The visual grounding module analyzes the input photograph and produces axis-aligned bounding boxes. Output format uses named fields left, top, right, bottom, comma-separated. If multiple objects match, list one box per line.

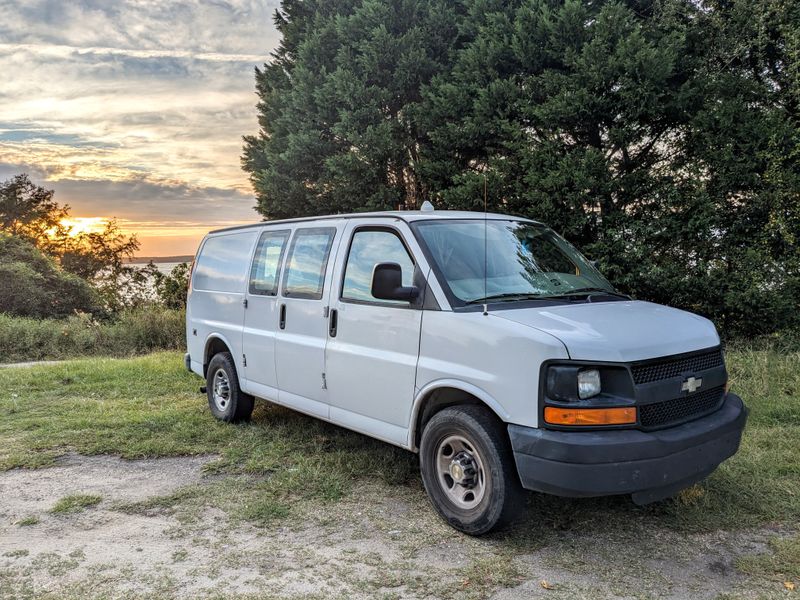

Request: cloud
left=0, top=0, right=282, bottom=253
left=0, top=42, right=267, bottom=63
left=0, top=1, right=282, bottom=54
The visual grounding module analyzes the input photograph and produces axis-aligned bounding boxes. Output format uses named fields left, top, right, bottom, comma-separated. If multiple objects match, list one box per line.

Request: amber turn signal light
left=544, top=406, right=637, bottom=426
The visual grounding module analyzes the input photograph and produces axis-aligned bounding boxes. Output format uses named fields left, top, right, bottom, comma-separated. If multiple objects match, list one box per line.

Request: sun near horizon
left=55, top=215, right=259, bottom=256
left=0, top=2, right=280, bottom=257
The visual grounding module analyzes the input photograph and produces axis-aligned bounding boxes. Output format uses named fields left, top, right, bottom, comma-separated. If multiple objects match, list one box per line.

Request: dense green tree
left=244, top=0, right=800, bottom=337
left=243, top=0, right=461, bottom=216
left=0, top=174, right=69, bottom=246
left=0, top=234, right=101, bottom=318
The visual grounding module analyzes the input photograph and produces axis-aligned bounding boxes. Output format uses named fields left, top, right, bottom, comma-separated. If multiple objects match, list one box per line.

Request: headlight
left=546, top=365, right=604, bottom=402
left=577, top=368, right=601, bottom=399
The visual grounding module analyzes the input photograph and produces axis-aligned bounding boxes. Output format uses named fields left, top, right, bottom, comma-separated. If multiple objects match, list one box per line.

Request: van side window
left=193, top=232, right=257, bottom=293
left=249, top=229, right=290, bottom=296
left=342, top=229, right=414, bottom=304
left=282, top=227, right=336, bottom=299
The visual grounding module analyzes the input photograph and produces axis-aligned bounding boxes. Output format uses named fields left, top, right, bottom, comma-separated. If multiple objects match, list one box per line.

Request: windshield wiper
left=465, top=292, right=545, bottom=304
left=545, top=287, right=632, bottom=300
left=466, top=288, right=631, bottom=305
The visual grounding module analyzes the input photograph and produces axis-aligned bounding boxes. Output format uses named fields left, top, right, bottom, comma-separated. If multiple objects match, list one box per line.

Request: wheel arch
left=409, top=380, right=511, bottom=452
left=203, top=334, right=235, bottom=377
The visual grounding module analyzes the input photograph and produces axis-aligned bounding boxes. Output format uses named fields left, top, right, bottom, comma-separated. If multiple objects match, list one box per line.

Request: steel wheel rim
left=435, top=434, right=486, bottom=509
left=212, top=368, right=231, bottom=412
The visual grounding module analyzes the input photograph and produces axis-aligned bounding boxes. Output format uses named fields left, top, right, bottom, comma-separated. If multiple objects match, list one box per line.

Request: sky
left=0, top=0, right=281, bottom=255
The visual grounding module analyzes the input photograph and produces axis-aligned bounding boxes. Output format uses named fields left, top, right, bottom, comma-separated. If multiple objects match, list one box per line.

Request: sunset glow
left=60, top=217, right=109, bottom=237
left=0, top=2, right=280, bottom=255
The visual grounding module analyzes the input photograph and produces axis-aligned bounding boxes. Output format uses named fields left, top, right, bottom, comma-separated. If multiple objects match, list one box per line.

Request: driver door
left=324, top=222, right=424, bottom=446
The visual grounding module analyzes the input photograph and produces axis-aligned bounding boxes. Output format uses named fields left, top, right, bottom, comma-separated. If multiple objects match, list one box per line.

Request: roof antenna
left=483, top=173, right=489, bottom=316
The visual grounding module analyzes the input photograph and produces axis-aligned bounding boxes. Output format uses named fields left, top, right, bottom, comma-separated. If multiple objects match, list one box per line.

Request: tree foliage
left=152, top=262, right=190, bottom=309
left=243, top=0, right=460, bottom=215
left=0, top=174, right=69, bottom=246
left=244, top=0, right=800, bottom=337
left=0, top=234, right=101, bottom=318
left=0, top=175, right=144, bottom=313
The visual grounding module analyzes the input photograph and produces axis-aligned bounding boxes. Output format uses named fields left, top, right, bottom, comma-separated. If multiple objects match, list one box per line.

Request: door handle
left=329, top=308, right=338, bottom=337
left=279, top=303, right=286, bottom=330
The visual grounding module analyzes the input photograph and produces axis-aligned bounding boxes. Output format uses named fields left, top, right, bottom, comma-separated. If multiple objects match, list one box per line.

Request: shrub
left=0, top=306, right=185, bottom=362
left=153, top=262, right=190, bottom=309
left=0, top=233, right=101, bottom=318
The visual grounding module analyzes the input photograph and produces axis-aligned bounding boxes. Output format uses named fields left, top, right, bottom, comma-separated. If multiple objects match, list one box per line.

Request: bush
left=0, top=306, right=185, bottom=362
left=0, top=233, right=101, bottom=318
left=153, top=262, right=190, bottom=309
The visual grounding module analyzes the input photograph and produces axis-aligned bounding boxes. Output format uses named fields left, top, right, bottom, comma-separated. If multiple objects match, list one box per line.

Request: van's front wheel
left=420, top=405, right=524, bottom=535
left=206, top=352, right=254, bottom=423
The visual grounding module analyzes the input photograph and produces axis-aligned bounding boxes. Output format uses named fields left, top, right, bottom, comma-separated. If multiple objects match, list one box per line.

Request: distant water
left=130, top=261, right=187, bottom=275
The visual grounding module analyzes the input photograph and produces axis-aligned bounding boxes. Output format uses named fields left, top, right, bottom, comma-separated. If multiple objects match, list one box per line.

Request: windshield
left=412, top=219, right=614, bottom=305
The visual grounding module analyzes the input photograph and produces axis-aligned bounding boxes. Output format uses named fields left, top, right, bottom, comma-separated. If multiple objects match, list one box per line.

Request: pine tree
left=243, top=0, right=461, bottom=218
left=243, top=0, right=800, bottom=337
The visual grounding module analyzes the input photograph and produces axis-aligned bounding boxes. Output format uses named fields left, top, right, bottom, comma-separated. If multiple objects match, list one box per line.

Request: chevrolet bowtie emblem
left=681, top=376, right=703, bottom=393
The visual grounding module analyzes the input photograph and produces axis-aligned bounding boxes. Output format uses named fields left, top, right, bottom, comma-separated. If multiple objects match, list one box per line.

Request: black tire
left=419, top=405, right=524, bottom=535
left=205, top=352, right=254, bottom=423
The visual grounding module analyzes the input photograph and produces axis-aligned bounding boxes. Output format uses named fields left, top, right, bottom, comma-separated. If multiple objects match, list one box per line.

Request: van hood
left=491, top=300, right=719, bottom=362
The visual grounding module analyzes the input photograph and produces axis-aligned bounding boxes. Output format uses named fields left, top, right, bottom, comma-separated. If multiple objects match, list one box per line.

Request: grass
left=0, top=346, right=800, bottom=598
left=16, top=516, right=39, bottom=526
left=50, top=494, right=103, bottom=514
left=0, top=346, right=797, bottom=540
left=737, top=534, right=800, bottom=586
left=0, top=307, right=185, bottom=363
left=0, top=352, right=417, bottom=527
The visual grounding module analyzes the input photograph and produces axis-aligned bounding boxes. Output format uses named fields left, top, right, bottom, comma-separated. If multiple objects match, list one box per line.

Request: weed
left=0, top=307, right=184, bottom=363
left=737, top=535, right=800, bottom=584
left=50, top=494, right=102, bottom=514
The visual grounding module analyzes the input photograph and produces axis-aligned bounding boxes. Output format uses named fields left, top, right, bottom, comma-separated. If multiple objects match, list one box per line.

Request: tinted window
left=282, top=228, right=336, bottom=299
left=194, top=232, right=257, bottom=293
left=249, top=229, right=289, bottom=295
left=342, top=229, right=415, bottom=304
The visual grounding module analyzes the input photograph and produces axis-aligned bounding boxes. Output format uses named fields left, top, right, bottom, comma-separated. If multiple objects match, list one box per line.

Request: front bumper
left=509, top=393, right=748, bottom=504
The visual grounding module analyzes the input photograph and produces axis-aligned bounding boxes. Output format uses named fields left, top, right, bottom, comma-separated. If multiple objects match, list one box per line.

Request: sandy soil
left=0, top=454, right=790, bottom=599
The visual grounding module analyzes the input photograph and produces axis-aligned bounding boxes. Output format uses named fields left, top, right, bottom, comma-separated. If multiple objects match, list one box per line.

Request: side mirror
left=371, top=262, right=419, bottom=302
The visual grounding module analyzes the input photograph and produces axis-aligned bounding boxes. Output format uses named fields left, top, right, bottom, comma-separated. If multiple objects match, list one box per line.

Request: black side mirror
left=371, top=262, right=419, bottom=301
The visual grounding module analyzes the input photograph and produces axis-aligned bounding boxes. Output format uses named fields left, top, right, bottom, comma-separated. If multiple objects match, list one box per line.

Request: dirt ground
left=0, top=453, right=791, bottom=599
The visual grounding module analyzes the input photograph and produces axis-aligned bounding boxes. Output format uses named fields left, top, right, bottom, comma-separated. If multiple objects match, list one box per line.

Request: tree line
left=242, top=0, right=799, bottom=338
left=0, top=174, right=188, bottom=319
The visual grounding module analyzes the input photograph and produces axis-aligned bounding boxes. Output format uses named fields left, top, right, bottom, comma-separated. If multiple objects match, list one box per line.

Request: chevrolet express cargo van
left=185, top=206, right=748, bottom=535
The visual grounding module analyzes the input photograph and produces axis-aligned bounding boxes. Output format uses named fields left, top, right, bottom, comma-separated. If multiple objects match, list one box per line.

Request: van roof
left=209, top=210, right=542, bottom=235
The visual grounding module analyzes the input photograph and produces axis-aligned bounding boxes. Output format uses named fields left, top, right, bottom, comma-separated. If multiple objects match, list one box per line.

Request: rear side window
left=249, top=229, right=290, bottom=296
left=193, top=232, right=257, bottom=293
left=342, top=229, right=414, bottom=304
left=282, top=227, right=336, bottom=299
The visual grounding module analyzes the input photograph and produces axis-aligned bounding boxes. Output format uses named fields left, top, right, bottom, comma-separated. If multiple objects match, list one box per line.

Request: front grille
left=639, top=385, right=726, bottom=428
left=631, top=348, right=723, bottom=385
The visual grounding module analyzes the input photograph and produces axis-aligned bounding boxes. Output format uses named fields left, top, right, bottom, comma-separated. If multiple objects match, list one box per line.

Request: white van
left=185, top=207, right=747, bottom=535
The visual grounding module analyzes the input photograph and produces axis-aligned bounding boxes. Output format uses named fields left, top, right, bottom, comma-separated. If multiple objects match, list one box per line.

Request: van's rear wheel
left=420, top=405, right=524, bottom=535
left=206, top=352, right=253, bottom=423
